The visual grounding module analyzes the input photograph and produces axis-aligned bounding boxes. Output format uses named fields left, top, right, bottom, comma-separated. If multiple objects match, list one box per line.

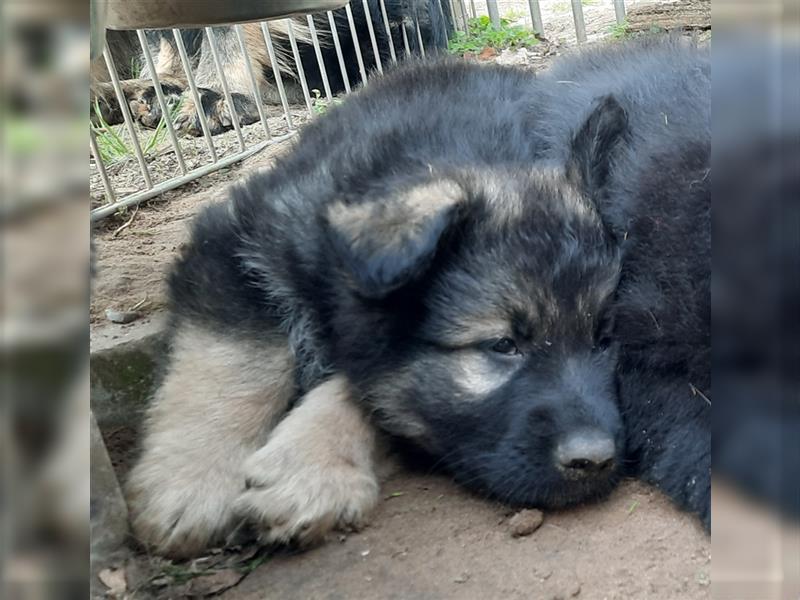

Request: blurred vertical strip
left=712, top=0, right=800, bottom=598
left=2, top=0, right=90, bottom=597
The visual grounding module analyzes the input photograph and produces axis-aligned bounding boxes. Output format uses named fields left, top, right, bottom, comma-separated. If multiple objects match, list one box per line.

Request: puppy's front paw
left=126, top=453, right=241, bottom=558
left=233, top=440, right=379, bottom=546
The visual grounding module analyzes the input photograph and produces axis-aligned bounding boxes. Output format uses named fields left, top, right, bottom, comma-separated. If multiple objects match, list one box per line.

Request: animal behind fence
left=91, top=0, right=452, bottom=136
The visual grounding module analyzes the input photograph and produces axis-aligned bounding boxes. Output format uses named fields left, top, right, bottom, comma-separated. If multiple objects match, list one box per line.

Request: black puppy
left=126, top=37, right=709, bottom=557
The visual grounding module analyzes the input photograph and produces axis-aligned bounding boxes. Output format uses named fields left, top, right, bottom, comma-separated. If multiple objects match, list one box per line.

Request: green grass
left=608, top=19, right=631, bottom=40
left=130, top=57, right=142, bottom=79
left=91, top=95, right=184, bottom=163
left=92, top=100, right=131, bottom=162
left=448, top=15, right=538, bottom=55
left=311, top=89, right=343, bottom=115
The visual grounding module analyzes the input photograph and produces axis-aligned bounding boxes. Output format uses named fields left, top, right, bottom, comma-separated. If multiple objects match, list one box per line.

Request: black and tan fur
left=127, top=38, right=710, bottom=557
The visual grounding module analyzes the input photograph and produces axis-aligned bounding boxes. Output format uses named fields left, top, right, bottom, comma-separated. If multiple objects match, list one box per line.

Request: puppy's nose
left=555, top=429, right=616, bottom=474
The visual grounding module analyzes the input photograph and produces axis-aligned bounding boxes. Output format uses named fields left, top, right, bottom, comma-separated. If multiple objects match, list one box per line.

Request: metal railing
left=89, top=0, right=627, bottom=221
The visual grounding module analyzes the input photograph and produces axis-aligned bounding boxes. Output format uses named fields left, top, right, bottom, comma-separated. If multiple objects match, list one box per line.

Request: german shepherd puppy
left=91, top=0, right=451, bottom=136
left=126, top=37, right=709, bottom=557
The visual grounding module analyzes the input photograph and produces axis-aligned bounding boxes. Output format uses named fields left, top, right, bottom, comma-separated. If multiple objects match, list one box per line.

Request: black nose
left=555, top=429, right=616, bottom=475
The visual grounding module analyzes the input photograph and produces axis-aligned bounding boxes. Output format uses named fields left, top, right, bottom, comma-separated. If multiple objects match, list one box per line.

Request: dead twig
left=112, top=204, right=140, bottom=238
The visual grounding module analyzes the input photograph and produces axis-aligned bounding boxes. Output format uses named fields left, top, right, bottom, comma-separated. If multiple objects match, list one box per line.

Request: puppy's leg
left=175, top=26, right=265, bottom=136
left=234, top=375, right=381, bottom=546
left=126, top=323, right=295, bottom=557
left=91, top=33, right=187, bottom=129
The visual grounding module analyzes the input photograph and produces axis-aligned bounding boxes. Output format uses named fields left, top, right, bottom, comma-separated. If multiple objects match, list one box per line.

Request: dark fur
left=167, top=38, right=710, bottom=524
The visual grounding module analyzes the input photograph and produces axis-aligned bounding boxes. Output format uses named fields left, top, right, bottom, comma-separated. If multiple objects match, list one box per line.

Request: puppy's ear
left=567, top=95, right=629, bottom=195
left=325, top=180, right=463, bottom=299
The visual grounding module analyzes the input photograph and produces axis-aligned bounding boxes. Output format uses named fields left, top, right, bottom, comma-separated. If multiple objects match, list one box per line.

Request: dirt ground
left=102, top=475, right=709, bottom=599
left=220, top=476, right=709, bottom=600
left=91, top=2, right=711, bottom=598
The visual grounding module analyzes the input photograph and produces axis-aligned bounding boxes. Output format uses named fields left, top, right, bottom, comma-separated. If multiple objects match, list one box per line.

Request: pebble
left=453, top=571, right=470, bottom=584
left=105, top=308, right=141, bottom=324
left=508, top=508, right=544, bottom=537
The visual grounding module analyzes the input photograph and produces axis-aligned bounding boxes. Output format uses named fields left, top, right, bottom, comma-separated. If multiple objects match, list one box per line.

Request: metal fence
left=89, top=0, right=627, bottom=221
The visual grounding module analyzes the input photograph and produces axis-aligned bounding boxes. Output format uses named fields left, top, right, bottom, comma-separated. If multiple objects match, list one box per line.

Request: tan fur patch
left=427, top=315, right=512, bottom=348
left=155, top=35, right=184, bottom=78
left=453, top=350, right=518, bottom=397
left=234, top=375, right=381, bottom=545
left=126, top=324, right=295, bottom=557
left=326, top=180, right=463, bottom=261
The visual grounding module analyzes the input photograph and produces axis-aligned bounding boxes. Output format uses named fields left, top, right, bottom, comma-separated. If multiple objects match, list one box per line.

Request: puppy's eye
left=594, top=337, right=612, bottom=352
left=491, top=337, right=520, bottom=355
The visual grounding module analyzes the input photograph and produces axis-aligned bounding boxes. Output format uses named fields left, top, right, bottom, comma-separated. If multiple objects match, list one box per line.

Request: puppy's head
left=324, top=96, right=628, bottom=508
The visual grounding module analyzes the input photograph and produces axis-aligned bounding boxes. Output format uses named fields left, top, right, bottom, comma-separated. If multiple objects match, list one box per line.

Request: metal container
left=104, top=0, right=349, bottom=30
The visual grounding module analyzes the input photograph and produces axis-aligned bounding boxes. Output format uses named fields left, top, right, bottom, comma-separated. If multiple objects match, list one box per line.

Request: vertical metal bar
left=102, top=47, right=153, bottom=188
left=486, top=0, right=501, bottom=29
left=528, top=0, right=544, bottom=36
left=89, top=128, right=116, bottom=204
left=614, top=0, right=626, bottom=24
left=173, top=29, right=218, bottom=162
left=260, top=22, right=295, bottom=130
left=458, top=0, right=471, bottom=31
left=234, top=25, right=272, bottom=140
left=327, top=12, right=351, bottom=92
left=435, top=0, right=448, bottom=37
left=443, top=0, right=457, bottom=35
left=306, top=15, right=334, bottom=102
left=378, top=0, right=397, bottom=63
left=362, top=0, right=383, bottom=74
left=205, top=26, right=246, bottom=150
left=570, top=0, right=587, bottom=43
left=285, top=20, right=315, bottom=116
left=400, top=19, right=412, bottom=57
left=136, top=30, right=186, bottom=175
left=345, top=3, right=369, bottom=84
left=469, top=0, right=477, bottom=19
left=136, top=30, right=187, bottom=175
left=414, top=16, right=426, bottom=57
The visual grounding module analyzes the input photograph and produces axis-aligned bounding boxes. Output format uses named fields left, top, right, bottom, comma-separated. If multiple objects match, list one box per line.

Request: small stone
left=570, top=582, right=582, bottom=596
left=105, top=308, right=141, bottom=324
left=508, top=508, right=544, bottom=537
left=360, top=550, right=370, bottom=557
left=453, top=571, right=470, bottom=583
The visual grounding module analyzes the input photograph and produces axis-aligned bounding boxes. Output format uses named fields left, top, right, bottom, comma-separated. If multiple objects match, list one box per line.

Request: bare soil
left=224, top=476, right=709, bottom=600
left=103, top=475, right=708, bottom=599
left=91, top=3, right=711, bottom=598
